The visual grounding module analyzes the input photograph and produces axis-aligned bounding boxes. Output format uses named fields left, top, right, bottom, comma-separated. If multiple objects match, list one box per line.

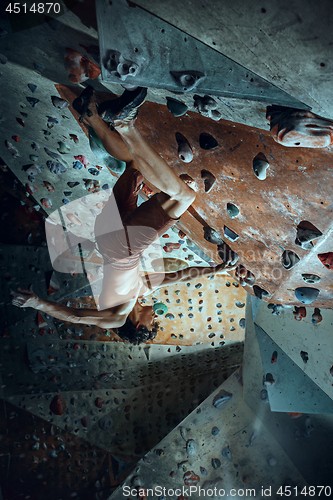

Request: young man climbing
left=12, top=87, right=236, bottom=344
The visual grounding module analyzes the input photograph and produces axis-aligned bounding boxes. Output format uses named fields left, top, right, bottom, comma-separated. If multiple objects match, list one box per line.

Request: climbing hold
left=50, top=395, right=66, bottom=415
left=103, top=49, right=139, bottom=80
left=26, top=96, right=40, bottom=107
left=179, top=173, right=198, bottom=191
left=44, top=147, right=62, bottom=160
left=153, top=302, right=168, bottom=315
left=43, top=181, right=55, bottom=192
left=27, top=83, right=37, bottom=93
left=166, top=97, right=188, bottom=117
left=66, top=213, right=81, bottom=225
left=253, top=285, right=270, bottom=299
left=16, top=117, right=25, bottom=127
left=25, top=183, right=36, bottom=195
left=201, top=169, right=216, bottom=192
left=194, top=94, right=218, bottom=112
left=23, top=163, right=41, bottom=177
left=63, top=191, right=72, bottom=197
left=265, top=373, right=275, bottom=385
left=165, top=313, right=175, bottom=320
left=29, top=154, right=38, bottom=162
left=300, top=351, right=309, bottom=363
left=217, top=242, right=239, bottom=266
left=295, top=287, right=319, bottom=304
left=211, top=426, right=220, bottom=436
left=88, top=167, right=100, bottom=176
left=253, top=153, right=269, bottom=180
left=267, top=303, right=284, bottom=315
left=221, top=446, right=232, bottom=461
left=40, top=198, right=52, bottom=209
left=211, top=458, right=221, bottom=469
left=65, top=47, right=101, bottom=83
left=293, top=306, right=306, bottom=321
left=62, top=198, right=70, bottom=205
left=239, top=318, right=246, bottom=329
left=74, top=155, right=89, bottom=167
left=0, top=53, right=8, bottom=64
left=271, top=351, right=278, bottom=364
left=295, top=221, right=322, bottom=249
left=210, top=109, right=222, bottom=121
left=51, top=96, right=69, bottom=109
left=199, top=132, right=218, bottom=150
left=204, top=226, right=224, bottom=245
left=302, top=274, right=321, bottom=284
left=186, top=439, right=198, bottom=457
left=170, top=70, right=205, bottom=91
left=47, top=160, right=67, bottom=174
left=224, top=226, right=239, bottom=242
left=175, top=132, right=193, bottom=163
left=83, top=179, right=100, bottom=192
left=317, top=252, right=333, bottom=270
left=227, top=202, right=240, bottom=219
left=235, top=301, right=245, bottom=308
left=183, top=471, right=200, bottom=486
left=312, top=307, right=322, bottom=324
left=69, top=134, right=79, bottom=143
left=67, top=181, right=79, bottom=188
left=5, top=140, right=19, bottom=157
left=164, top=242, right=181, bottom=251
left=57, top=141, right=70, bottom=154
left=212, top=390, right=232, bottom=408
left=73, top=160, right=84, bottom=170
left=282, top=250, right=300, bottom=269
left=12, top=135, right=20, bottom=143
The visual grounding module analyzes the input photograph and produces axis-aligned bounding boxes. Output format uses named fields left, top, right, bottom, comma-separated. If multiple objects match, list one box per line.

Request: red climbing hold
left=50, top=395, right=66, bottom=415
left=293, top=306, right=306, bottom=321
left=318, top=252, right=333, bottom=270
left=74, top=154, right=89, bottom=168
left=36, top=311, right=47, bottom=328
left=64, top=48, right=101, bottom=83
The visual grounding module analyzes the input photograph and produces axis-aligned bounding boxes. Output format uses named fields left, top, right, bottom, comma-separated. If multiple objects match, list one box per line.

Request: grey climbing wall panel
left=108, top=371, right=308, bottom=499
left=96, top=0, right=309, bottom=108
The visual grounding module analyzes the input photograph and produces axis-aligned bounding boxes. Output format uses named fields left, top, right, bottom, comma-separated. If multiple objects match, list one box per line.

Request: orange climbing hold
left=64, top=48, right=101, bottom=83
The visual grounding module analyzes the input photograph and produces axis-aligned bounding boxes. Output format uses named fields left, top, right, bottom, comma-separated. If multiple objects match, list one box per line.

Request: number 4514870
left=6, top=3, right=61, bottom=14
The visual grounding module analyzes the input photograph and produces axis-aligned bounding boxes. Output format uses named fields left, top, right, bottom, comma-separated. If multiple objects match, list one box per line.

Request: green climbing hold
left=153, top=302, right=168, bottom=315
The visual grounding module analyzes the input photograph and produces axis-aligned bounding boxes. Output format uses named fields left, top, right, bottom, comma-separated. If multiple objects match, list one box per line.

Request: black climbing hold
left=166, top=97, right=188, bottom=117
left=27, top=83, right=37, bottom=93
left=199, top=132, right=218, bottom=150
left=295, top=221, right=323, bottom=249
left=227, top=202, right=240, bottom=218
left=253, top=285, right=270, bottom=299
left=282, top=250, right=300, bottom=269
left=295, top=287, right=319, bottom=304
left=67, top=181, right=80, bottom=188
left=204, top=226, right=224, bottom=245
left=211, top=458, right=221, bottom=469
left=224, top=226, right=239, bottom=242
left=26, top=97, right=40, bottom=107
left=201, top=169, right=216, bottom=192
left=300, top=351, right=309, bottom=363
left=302, top=274, right=321, bottom=284
left=88, top=167, right=100, bottom=176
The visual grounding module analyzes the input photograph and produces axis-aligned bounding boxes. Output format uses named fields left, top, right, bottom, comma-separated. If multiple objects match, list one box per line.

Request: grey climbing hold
left=67, top=181, right=79, bottom=188
left=26, top=96, right=40, bottom=107
left=199, top=132, right=218, bottom=150
left=103, top=50, right=139, bottom=80
left=211, top=426, right=220, bottom=436
left=47, top=160, right=67, bottom=174
left=175, top=132, right=193, bottom=163
left=166, top=97, right=188, bottom=117
left=170, top=70, right=205, bottom=91
left=253, top=154, right=269, bottom=180
left=302, top=273, right=321, bottom=284
left=88, top=168, right=100, bottom=176
left=227, top=202, right=240, bottom=218
left=295, top=287, right=319, bottom=304
left=282, top=250, right=300, bottom=269
left=239, top=318, right=246, bottom=329
left=57, top=141, right=70, bottom=154
left=267, top=303, right=284, bottom=315
left=73, top=160, right=84, bottom=170
left=211, top=458, right=221, bottom=469
left=204, top=226, right=224, bottom=245
left=44, top=147, right=62, bottom=160
left=224, top=226, right=239, bottom=242
left=186, top=439, right=198, bottom=457
left=51, top=96, right=69, bottom=109
left=221, top=446, right=232, bottom=461
left=212, top=390, right=232, bottom=408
